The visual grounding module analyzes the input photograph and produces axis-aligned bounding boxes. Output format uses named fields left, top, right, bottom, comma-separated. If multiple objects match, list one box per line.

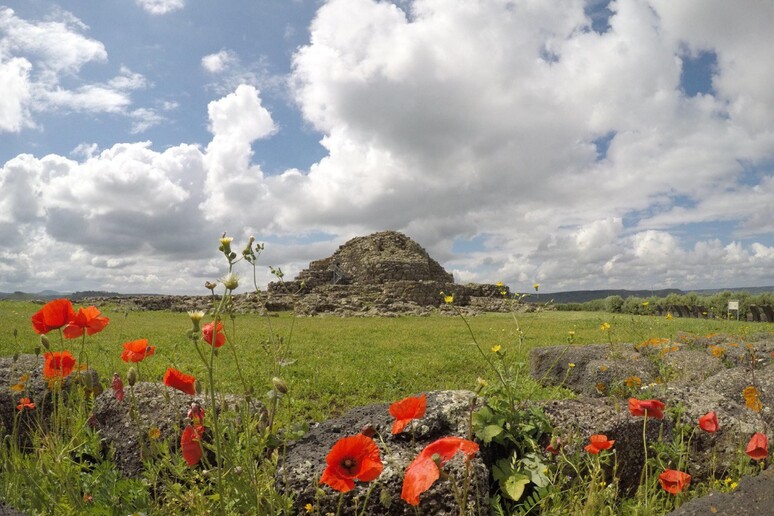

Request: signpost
left=728, top=300, right=739, bottom=321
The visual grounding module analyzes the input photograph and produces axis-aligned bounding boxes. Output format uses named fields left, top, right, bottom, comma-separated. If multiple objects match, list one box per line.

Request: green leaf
left=477, top=424, right=504, bottom=443
left=501, top=473, right=530, bottom=501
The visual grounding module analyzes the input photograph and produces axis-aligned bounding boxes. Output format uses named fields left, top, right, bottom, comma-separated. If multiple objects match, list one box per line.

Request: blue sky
left=1, top=0, right=773, bottom=294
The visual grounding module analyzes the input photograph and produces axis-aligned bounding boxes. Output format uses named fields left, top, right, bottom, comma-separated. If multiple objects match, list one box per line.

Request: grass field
left=2, top=299, right=773, bottom=514
left=4, top=300, right=769, bottom=422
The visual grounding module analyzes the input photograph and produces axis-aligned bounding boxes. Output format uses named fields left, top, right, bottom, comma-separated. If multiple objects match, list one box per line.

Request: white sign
left=728, top=300, right=739, bottom=310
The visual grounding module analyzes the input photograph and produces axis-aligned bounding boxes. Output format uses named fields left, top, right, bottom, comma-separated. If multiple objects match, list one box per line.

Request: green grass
left=2, top=300, right=773, bottom=514
left=4, top=300, right=770, bottom=421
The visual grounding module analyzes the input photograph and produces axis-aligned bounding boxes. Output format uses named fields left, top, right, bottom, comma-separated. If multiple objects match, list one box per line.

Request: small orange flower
left=659, top=469, right=691, bottom=494
left=163, top=367, right=197, bottom=395
left=745, top=432, right=769, bottom=461
left=401, top=437, right=479, bottom=506
left=743, top=386, right=763, bottom=413
left=585, top=434, right=615, bottom=454
left=180, top=424, right=205, bottom=466
left=624, top=376, right=642, bottom=388
left=320, top=434, right=383, bottom=492
left=628, top=398, right=665, bottom=419
left=698, top=411, right=718, bottom=433
left=63, top=306, right=110, bottom=339
left=120, top=339, right=156, bottom=363
left=43, top=351, right=76, bottom=379
left=709, top=345, right=725, bottom=358
left=202, top=321, right=226, bottom=348
left=389, top=393, right=427, bottom=434
left=31, top=299, right=76, bottom=335
left=16, top=397, right=36, bottom=411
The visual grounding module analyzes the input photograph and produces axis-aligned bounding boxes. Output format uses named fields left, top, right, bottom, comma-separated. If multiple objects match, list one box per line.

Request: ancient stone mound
left=270, top=231, right=452, bottom=292
left=267, top=231, right=510, bottom=316
left=290, top=230, right=453, bottom=288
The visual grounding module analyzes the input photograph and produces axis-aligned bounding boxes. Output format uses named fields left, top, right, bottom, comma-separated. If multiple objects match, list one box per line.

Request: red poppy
left=628, top=398, right=665, bottom=419
left=163, top=367, right=197, bottom=395
left=63, top=306, right=110, bottom=339
left=180, top=424, right=205, bottom=466
left=390, top=393, right=427, bottom=434
left=120, top=339, right=156, bottom=363
left=320, top=434, right=383, bottom=492
left=698, top=411, right=719, bottom=433
left=658, top=469, right=691, bottom=495
left=584, top=434, right=615, bottom=454
left=745, top=432, right=769, bottom=461
left=16, top=397, right=36, bottom=411
left=202, top=321, right=226, bottom=348
left=111, top=373, right=124, bottom=401
left=401, top=437, right=479, bottom=506
left=31, top=298, right=76, bottom=335
left=42, top=351, right=76, bottom=379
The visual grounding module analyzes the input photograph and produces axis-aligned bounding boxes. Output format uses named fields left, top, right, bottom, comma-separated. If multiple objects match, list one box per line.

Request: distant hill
left=0, top=290, right=148, bottom=301
left=522, top=286, right=774, bottom=304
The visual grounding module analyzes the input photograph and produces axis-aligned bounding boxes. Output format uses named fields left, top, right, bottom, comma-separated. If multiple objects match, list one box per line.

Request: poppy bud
left=194, top=379, right=202, bottom=395
left=33, top=346, right=40, bottom=357
left=40, top=335, right=50, bottom=350
left=360, top=424, right=376, bottom=438
left=12, top=353, right=18, bottom=362
left=272, top=377, right=288, bottom=394
left=13, top=329, right=18, bottom=338
left=127, top=367, right=137, bottom=387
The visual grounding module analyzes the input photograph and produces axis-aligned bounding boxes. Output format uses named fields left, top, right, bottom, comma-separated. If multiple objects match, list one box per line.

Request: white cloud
left=0, top=56, right=33, bottom=131
left=2, top=0, right=774, bottom=294
left=135, top=0, right=185, bottom=15
left=0, top=8, right=152, bottom=131
left=202, top=50, right=237, bottom=74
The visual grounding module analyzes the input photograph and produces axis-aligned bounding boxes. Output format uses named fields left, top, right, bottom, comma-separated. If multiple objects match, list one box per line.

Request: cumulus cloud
left=0, top=8, right=153, bottom=133
left=2, top=0, right=774, bottom=294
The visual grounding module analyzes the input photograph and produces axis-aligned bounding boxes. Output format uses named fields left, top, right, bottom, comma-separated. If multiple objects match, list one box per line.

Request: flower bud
left=12, top=329, right=18, bottom=338
left=204, top=281, right=217, bottom=291
left=127, top=367, right=137, bottom=387
left=40, top=335, right=50, bottom=350
left=33, top=346, right=40, bottom=357
left=360, top=424, right=376, bottom=438
left=188, top=310, right=205, bottom=332
left=194, top=379, right=202, bottom=395
left=221, top=273, right=239, bottom=290
left=272, top=377, right=288, bottom=395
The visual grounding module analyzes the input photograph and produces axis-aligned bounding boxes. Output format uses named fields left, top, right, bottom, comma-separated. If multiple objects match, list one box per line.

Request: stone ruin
left=267, top=230, right=512, bottom=316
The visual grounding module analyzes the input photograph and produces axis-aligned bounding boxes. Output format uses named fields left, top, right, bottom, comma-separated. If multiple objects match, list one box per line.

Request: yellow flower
left=568, top=330, right=575, bottom=336
left=533, top=283, right=540, bottom=291
left=723, top=477, right=732, bottom=485
left=568, top=363, right=576, bottom=368
left=599, top=365, right=608, bottom=372
left=491, top=344, right=502, bottom=353
left=304, top=503, right=314, bottom=513
left=496, top=281, right=504, bottom=287
left=743, top=386, right=763, bottom=412
left=730, top=482, right=738, bottom=490
left=709, top=345, right=725, bottom=358
left=642, top=301, right=649, bottom=307
left=600, top=322, right=611, bottom=331
left=444, top=294, right=454, bottom=304
left=148, top=427, right=161, bottom=440
left=666, top=312, right=673, bottom=320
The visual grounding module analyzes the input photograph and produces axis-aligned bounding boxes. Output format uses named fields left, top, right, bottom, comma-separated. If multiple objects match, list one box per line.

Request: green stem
left=642, top=414, right=649, bottom=507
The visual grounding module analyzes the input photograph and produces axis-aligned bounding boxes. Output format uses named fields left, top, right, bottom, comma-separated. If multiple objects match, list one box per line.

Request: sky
left=1, top=0, right=773, bottom=295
